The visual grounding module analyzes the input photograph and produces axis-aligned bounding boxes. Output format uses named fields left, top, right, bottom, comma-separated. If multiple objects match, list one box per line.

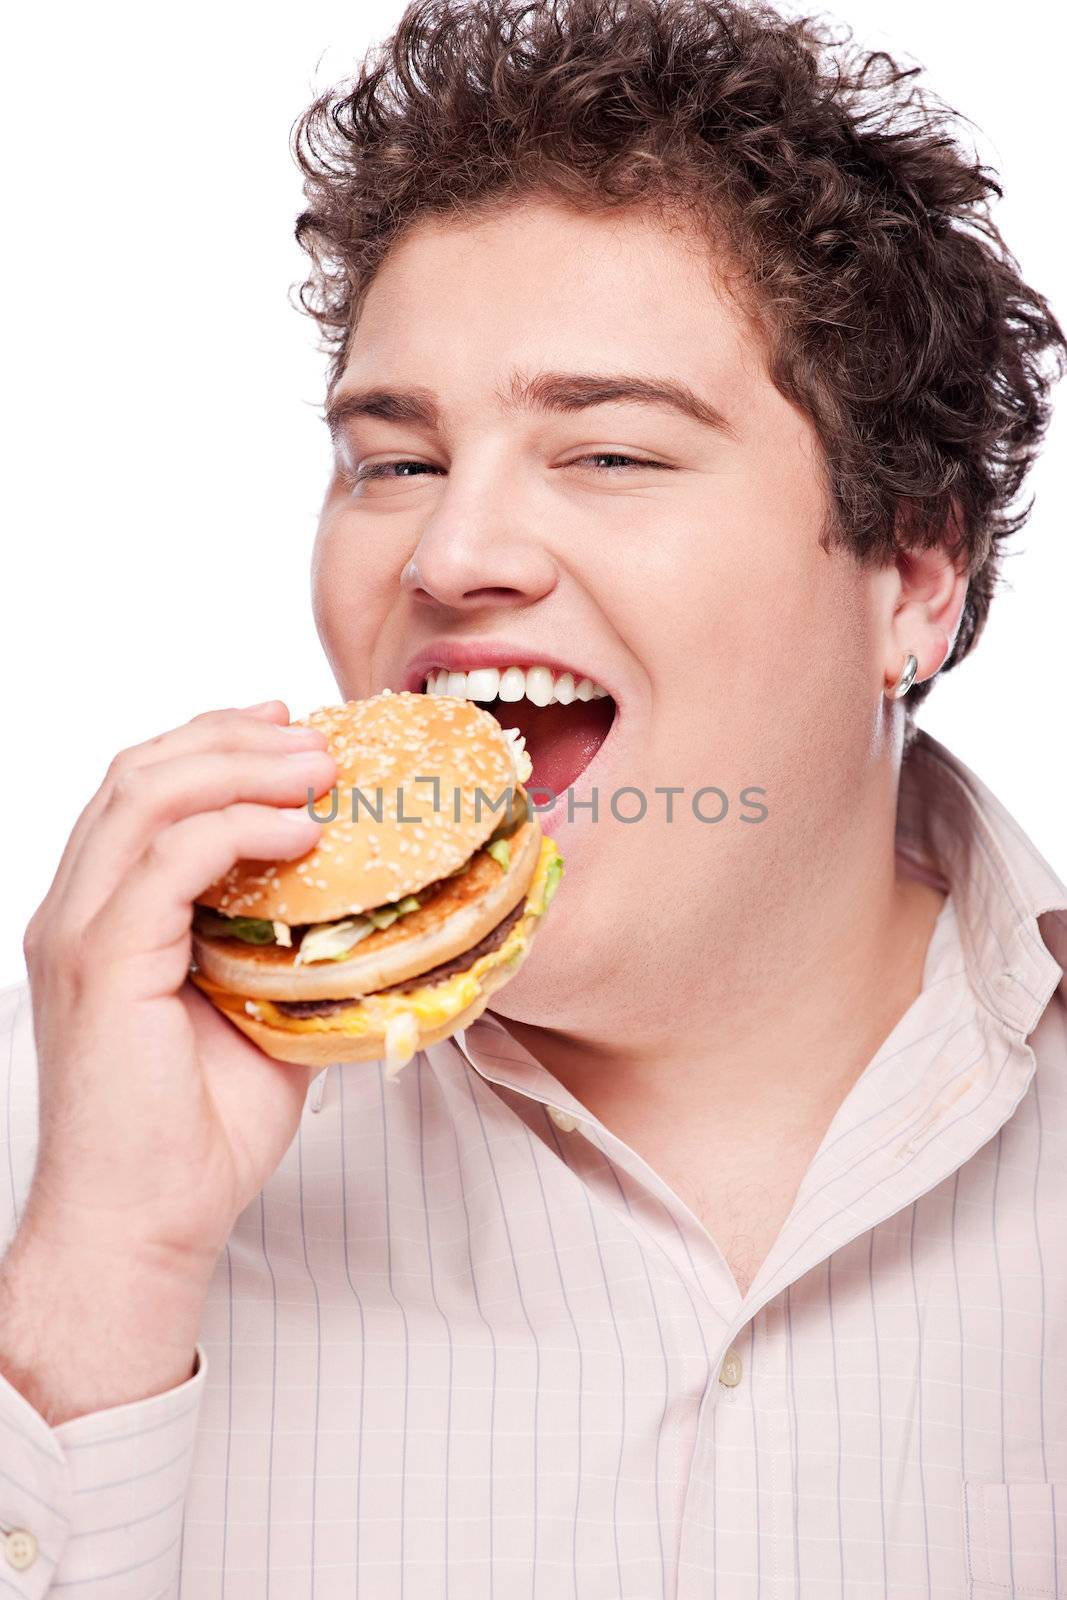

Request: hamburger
left=189, top=690, right=563, bottom=1074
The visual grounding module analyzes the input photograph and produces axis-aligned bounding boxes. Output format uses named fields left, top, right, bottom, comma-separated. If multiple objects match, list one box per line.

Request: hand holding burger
left=190, top=690, right=564, bottom=1074
left=4, top=691, right=560, bottom=1423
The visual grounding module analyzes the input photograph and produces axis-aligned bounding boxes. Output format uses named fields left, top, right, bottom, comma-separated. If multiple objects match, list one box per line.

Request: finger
left=40, top=706, right=328, bottom=909
left=84, top=803, right=328, bottom=990
left=60, top=747, right=337, bottom=931
left=241, top=700, right=291, bottom=719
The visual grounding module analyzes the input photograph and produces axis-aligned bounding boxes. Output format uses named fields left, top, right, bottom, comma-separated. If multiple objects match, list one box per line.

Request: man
left=1, top=0, right=1065, bottom=1594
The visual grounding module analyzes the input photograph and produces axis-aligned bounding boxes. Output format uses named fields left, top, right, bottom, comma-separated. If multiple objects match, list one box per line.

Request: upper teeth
left=424, top=665, right=609, bottom=704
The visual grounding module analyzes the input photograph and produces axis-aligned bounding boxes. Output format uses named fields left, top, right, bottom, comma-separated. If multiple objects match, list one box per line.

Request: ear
left=882, top=499, right=969, bottom=694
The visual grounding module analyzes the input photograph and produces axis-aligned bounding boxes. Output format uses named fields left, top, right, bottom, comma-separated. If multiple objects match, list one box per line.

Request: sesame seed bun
left=195, top=690, right=521, bottom=926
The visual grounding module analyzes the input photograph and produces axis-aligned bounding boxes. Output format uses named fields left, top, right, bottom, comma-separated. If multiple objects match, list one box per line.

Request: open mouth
left=415, top=665, right=618, bottom=800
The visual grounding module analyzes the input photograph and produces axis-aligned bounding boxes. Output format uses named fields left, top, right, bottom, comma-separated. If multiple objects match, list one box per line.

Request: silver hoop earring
left=886, top=652, right=919, bottom=700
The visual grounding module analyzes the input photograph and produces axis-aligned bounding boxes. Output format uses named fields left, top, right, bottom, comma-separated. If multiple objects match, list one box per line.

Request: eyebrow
left=324, top=368, right=739, bottom=441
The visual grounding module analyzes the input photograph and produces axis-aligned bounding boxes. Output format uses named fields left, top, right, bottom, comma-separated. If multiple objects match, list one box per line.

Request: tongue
left=495, top=697, right=615, bottom=800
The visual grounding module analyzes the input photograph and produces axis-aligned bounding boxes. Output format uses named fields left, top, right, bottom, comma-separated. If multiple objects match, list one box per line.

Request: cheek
left=614, top=508, right=816, bottom=686
left=627, top=507, right=871, bottom=762
left=310, top=511, right=400, bottom=687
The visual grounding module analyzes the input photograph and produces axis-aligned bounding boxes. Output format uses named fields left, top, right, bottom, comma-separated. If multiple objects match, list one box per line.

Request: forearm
left=0, top=1227, right=208, bottom=1426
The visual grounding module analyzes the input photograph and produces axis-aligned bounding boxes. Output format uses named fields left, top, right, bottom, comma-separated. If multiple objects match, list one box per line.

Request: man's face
left=312, top=197, right=887, bottom=1032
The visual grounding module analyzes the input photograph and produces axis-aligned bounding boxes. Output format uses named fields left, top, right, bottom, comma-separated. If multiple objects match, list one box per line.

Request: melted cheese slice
left=193, top=835, right=560, bottom=1041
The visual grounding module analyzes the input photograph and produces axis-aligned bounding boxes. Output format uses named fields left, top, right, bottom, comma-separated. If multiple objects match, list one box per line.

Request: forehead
left=341, top=197, right=766, bottom=400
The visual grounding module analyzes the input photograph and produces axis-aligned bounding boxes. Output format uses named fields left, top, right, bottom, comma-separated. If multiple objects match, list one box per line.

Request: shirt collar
left=455, top=727, right=1067, bottom=1101
left=896, top=727, right=1067, bottom=1040
left=452, top=1010, right=581, bottom=1120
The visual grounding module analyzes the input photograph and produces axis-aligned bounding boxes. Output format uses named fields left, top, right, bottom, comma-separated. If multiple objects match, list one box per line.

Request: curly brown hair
left=292, top=0, right=1065, bottom=716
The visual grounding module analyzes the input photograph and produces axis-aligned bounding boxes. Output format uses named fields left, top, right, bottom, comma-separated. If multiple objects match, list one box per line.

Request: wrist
left=17, top=1183, right=225, bottom=1288
left=0, top=1227, right=211, bottom=1425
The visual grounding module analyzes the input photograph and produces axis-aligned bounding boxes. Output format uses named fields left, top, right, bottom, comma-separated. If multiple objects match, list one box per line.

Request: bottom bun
left=201, top=922, right=538, bottom=1069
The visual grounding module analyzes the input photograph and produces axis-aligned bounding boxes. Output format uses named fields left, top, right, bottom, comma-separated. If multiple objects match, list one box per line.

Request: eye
left=346, top=460, right=444, bottom=484
left=569, top=453, right=670, bottom=472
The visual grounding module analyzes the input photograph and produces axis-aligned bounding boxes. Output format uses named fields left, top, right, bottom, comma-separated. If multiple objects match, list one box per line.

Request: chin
left=480, top=930, right=599, bottom=1033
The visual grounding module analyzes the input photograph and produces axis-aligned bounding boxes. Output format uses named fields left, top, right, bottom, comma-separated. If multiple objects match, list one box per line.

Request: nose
left=400, top=491, right=558, bottom=613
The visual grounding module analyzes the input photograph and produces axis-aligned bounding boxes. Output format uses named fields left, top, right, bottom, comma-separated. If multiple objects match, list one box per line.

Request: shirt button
left=547, top=1105, right=579, bottom=1132
left=3, top=1528, right=38, bottom=1571
left=718, top=1348, right=743, bottom=1388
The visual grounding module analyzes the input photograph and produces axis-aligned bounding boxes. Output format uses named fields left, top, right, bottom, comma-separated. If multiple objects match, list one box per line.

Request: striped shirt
left=1, top=724, right=1065, bottom=1599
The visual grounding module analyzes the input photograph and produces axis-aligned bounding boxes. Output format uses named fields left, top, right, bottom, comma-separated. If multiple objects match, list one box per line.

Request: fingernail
left=242, top=700, right=279, bottom=713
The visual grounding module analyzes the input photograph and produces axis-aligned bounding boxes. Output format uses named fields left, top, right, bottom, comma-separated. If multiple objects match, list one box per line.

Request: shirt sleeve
left=0, top=978, right=207, bottom=1598
left=0, top=1345, right=207, bottom=1599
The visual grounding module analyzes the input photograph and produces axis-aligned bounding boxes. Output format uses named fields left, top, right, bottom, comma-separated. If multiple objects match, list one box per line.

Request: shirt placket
left=676, top=1300, right=795, bottom=1600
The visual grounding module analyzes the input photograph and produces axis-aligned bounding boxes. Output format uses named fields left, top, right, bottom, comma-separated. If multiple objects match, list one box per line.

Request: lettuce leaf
left=194, top=910, right=277, bottom=944
left=296, top=917, right=376, bottom=964
left=366, top=893, right=421, bottom=930
left=541, top=852, right=564, bottom=910
left=297, top=893, right=424, bottom=963
left=486, top=838, right=511, bottom=872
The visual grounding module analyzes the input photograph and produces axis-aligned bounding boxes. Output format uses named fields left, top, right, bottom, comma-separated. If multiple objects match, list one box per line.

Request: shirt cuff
left=0, top=1342, right=206, bottom=1599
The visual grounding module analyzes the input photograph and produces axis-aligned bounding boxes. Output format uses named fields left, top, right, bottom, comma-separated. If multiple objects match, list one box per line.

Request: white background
left=1, top=1, right=1064, bottom=986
